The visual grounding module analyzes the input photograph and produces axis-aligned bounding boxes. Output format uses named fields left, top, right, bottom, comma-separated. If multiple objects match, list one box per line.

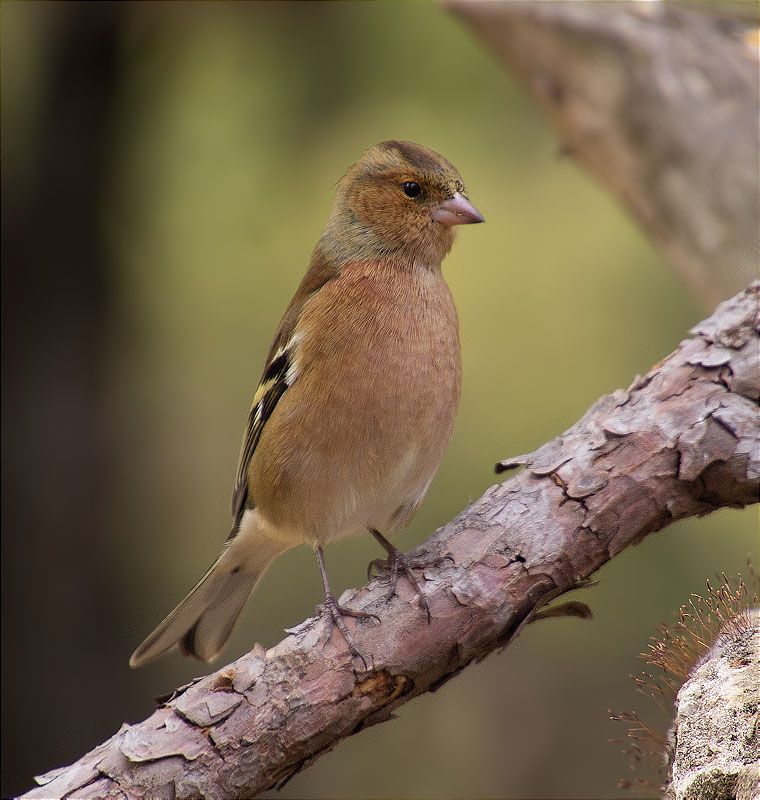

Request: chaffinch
left=130, top=140, right=483, bottom=668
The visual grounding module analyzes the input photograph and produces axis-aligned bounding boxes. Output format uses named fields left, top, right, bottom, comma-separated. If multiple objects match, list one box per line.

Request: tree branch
left=448, top=0, right=759, bottom=308
left=24, top=282, right=759, bottom=798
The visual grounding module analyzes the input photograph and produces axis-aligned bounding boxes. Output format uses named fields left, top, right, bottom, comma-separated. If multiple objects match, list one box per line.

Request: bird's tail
left=129, top=511, right=290, bottom=667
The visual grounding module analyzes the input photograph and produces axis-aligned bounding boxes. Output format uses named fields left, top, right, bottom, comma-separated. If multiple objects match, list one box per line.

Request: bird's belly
left=250, top=352, right=458, bottom=545
left=259, top=380, right=454, bottom=544
left=313, top=443, right=435, bottom=545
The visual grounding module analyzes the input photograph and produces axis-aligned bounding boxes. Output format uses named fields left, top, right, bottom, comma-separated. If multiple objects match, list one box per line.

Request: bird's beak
left=431, top=192, right=485, bottom=226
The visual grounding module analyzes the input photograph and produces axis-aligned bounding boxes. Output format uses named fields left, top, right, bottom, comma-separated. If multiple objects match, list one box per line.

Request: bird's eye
left=402, top=181, right=422, bottom=198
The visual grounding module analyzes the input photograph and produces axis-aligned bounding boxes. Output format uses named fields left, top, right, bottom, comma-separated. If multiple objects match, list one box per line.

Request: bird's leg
left=315, top=546, right=377, bottom=668
left=367, top=529, right=431, bottom=623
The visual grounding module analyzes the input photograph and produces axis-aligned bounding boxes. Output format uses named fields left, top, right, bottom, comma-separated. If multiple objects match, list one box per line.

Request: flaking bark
left=23, top=283, right=759, bottom=799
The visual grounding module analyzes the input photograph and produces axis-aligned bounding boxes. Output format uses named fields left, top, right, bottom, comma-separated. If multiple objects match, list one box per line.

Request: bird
left=129, top=140, right=484, bottom=668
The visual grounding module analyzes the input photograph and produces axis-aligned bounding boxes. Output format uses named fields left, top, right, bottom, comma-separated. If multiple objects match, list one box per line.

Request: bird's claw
left=368, top=547, right=431, bottom=623
left=320, top=594, right=378, bottom=669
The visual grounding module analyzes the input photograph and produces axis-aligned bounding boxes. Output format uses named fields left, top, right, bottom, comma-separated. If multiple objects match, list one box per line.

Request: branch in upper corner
left=22, top=283, right=759, bottom=799
left=448, top=0, right=759, bottom=308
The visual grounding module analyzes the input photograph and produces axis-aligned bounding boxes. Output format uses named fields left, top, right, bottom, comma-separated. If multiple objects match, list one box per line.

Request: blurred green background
left=2, top=3, right=756, bottom=798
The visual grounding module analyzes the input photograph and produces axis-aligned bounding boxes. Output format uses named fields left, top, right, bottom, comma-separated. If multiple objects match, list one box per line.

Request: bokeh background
left=2, top=3, right=756, bottom=798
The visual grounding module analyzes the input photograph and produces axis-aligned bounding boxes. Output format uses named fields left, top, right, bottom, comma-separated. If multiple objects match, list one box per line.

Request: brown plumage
left=130, top=140, right=483, bottom=668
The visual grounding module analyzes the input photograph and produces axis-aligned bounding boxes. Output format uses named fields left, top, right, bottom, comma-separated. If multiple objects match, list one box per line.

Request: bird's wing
left=230, top=340, right=296, bottom=525
left=230, top=255, right=339, bottom=526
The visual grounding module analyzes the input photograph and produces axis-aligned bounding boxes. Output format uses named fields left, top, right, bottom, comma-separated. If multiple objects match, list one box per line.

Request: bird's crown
left=350, top=140, right=466, bottom=198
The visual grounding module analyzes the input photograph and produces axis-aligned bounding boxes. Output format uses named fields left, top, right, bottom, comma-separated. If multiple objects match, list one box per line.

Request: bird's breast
left=301, top=261, right=461, bottom=443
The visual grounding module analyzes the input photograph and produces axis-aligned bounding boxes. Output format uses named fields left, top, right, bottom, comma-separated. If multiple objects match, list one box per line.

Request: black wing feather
left=230, top=344, right=294, bottom=527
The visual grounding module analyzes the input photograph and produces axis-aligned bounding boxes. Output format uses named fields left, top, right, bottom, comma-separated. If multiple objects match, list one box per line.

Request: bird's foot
left=320, top=593, right=378, bottom=670
left=367, top=536, right=431, bottom=623
left=314, top=545, right=377, bottom=668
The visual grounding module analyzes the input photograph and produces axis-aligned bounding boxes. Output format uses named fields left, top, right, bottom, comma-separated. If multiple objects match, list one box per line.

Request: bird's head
left=322, top=140, right=483, bottom=266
